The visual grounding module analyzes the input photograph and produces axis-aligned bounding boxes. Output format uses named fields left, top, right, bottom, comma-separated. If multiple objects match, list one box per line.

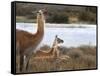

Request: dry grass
left=16, top=45, right=97, bottom=73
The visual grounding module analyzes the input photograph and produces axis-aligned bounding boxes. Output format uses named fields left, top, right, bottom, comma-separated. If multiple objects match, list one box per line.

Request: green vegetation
left=48, top=13, right=68, bottom=23
left=16, top=3, right=97, bottom=24
left=16, top=45, right=96, bottom=73
left=16, top=16, right=36, bottom=23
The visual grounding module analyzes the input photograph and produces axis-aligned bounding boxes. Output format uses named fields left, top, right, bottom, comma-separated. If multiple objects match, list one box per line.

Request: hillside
left=16, top=3, right=97, bottom=24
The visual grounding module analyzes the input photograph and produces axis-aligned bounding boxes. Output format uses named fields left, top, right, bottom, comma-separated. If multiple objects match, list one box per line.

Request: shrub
left=67, top=48, right=83, bottom=59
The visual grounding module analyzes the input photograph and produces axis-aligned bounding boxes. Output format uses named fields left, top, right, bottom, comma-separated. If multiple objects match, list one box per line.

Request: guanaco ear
left=39, top=10, right=42, bottom=13
left=56, top=35, right=58, bottom=38
left=61, top=39, right=64, bottom=43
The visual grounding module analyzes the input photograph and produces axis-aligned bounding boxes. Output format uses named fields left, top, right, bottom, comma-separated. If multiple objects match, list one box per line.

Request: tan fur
left=58, top=55, right=70, bottom=60
left=33, top=36, right=61, bottom=59
left=33, top=35, right=70, bottom=61
left=16, top=10, right=45, bottom=72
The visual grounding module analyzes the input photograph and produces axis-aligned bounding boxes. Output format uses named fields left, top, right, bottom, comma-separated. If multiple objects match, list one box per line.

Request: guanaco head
left=37, top=10, right=45, bottom=20
left=56, top=35, right=64, bottom=44
left=53, top=35, right=64, bottom=48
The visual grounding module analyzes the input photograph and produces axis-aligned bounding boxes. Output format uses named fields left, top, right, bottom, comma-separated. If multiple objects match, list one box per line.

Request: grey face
left=32, top=10, right=43, bottom=15
left=37, top=11, right=42, bottom=15
left=37, top=10, right=43, bottom=15
left=57, top=37, right=64, bottom=44
left=55, top=35, right=64, bottom=44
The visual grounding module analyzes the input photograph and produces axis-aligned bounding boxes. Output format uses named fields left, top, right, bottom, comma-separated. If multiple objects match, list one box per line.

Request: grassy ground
left=16, top=45, right=97, bottom=73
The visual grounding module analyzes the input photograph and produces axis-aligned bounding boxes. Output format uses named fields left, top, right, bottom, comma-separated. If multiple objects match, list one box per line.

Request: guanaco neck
left=49, top=37, right=58, bottom=55
left=49, top=47, right=55, bottom=54
left=36, top=13, right=45, bottom=35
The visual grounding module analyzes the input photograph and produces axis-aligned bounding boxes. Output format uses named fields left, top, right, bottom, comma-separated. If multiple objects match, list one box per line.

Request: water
left=16, top=23, right=96, bottom=47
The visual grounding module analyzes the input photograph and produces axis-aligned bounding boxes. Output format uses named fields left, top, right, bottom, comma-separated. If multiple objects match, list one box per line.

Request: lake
left=16, top=23, right=96, bottom=48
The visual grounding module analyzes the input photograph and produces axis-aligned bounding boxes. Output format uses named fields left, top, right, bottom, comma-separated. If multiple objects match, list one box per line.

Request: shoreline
left=16, top=23, right=96, bottom=28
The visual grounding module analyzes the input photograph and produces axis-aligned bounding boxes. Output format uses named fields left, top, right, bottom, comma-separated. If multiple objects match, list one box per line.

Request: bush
left=67, top=48, right=83, bottom=59
left=79, top=11, right=96, bottom=24
left=49, top=13, right=68, bottom=23
left=58, top=46, right=69, bottom=54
